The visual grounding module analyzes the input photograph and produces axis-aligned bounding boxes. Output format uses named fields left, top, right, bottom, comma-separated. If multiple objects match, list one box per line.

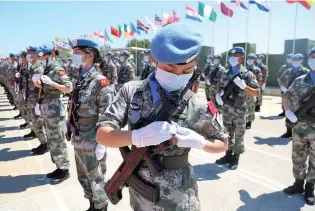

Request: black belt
left=155, top=154, right=189, bottom=169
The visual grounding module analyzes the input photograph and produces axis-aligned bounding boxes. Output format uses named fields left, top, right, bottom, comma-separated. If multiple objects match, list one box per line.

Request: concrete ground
left=0, top=88, right=313, bottom=211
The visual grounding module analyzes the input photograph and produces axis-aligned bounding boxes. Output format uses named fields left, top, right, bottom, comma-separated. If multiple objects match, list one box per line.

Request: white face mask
left=228, top=57, right=239, bottom=67
left=144, top=56, right=149, bottom=63
left=207, top=59, right=211, bottom=63
left=120, top=56, right=125, bottom=62
left=155, top=67, right=193, bottom=92
left=287, top=58, right=292, bottom=64
left=292, top=61, right=301, bottom=68
left=247, top=59, right=253, bottom=66
left=308, top=58, right=315, bottom=70
left=257, top=59, right=262, bottom=64
left=72, top=54, right=86, bottom=68
left=26, top=55, right=32, bottom=62
left=18, top=58, right=22, bottom=64
left=213, top=59, right=219, bottom=65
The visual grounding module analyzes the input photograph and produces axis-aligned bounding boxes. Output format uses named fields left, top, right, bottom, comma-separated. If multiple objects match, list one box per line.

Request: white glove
left=233, top=76, right=247, bottom=90
left=131, top=121, right=176, bottom=148
left=35, top=103, right=41, bottom=116
left=261, top=83, right=266, bottom=90
left=280, top=86, right=288, bottom=93
left=95, top=144, right=106, bottom=160
left=32, top=74, right=42, bottom=83
left=23, top=93, right=26, bottom=100
left=41, top=75, right=53, bottom=85
left=175, top=126, right=206, bottom=149
left=15, top=72, right=20, bottom=78
left=64, top=118, right=68, bottom=133
left=285, top=109, right=298, bottom=123
left=215, top=93, right=223, bottom=106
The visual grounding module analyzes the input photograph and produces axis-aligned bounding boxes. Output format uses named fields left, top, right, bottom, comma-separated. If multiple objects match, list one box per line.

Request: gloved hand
left=215, top=93, right=223, bottom=106
left=233, top=76, right=247, bottom=90
left=35, top=103, right=41, bottom=116
left=95, top=144, right=106, bottom=160
left=15, top=72, right=20, bottom=78
left=175, top=126, right=206, bottom=149
left=285, top=109, right=298, bottom=123
left=280, top=86, right=288, bottom=93
left=261, top=83, right=266, bottom=90
left=41, top=75, right=53, bottom=85
left=131, top=121, right=176, bottom=148
left=32, top=74, right=42, bottom=83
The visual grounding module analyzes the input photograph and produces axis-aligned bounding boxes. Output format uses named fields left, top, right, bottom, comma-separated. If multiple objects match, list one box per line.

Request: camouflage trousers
left=27, top=96, right=47, bottom=144
left=74, top=148, right=108, bottom=209
left=17, top=91, right=32, bottom=123
left=222, top=105, right=246, bottom=154
left=130, top=165, right=200, bottom=211
left=246, top=95, right=256, bottom=122
left=40, top=98, right=69, bottom=169
left=292, top=121, right=315, bottom=184
left=256, top=89, right=263, bottom=106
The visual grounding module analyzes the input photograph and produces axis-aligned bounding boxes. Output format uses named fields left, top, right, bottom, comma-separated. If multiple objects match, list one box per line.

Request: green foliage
left=126, top=38, right=150, bottom=49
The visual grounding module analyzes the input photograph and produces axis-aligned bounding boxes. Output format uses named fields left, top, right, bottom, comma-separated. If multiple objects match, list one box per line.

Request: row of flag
left=54, top=0, right=314, bottom=49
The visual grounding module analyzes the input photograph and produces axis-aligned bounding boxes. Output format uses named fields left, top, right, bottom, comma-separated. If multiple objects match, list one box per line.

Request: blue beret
left=105, top=52, right=113, bottom=56
left=257, top=54, right=265, bottom=59
left=150, top=23, right=203, bottom=64
left=120, top=50, right=130, bottom=56
left=286, top=53, right=294, bottom=58
left=70, top=38, right=101, bottom=50
left=213, top=54, right=222, bottom=59
left=61, top=58, right=66, bottom=61
left=144, top=50, right=151, bottom=54
left=308, top=48, right=315, bottom=57
left=293, top=53, right=303, bottom=60
left=229, top=47, right=245, bottom=55
left=113, top=56, right=119, bottom=60
left=247, top=53, right=257, bottom=59
left=26, top=46, right=38, bottom=51
left=20, top=51, right=27, bottom=56
left=38, top=43, right=55, bottom=56
left=35, top=47, right=43, bottom=57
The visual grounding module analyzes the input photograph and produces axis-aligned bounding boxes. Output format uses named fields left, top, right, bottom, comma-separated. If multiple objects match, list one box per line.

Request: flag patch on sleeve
left=100, top=78, right=109, bottom=87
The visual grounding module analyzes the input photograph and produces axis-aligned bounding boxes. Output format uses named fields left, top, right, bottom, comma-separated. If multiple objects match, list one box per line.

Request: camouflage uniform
left=220, top=66, right=259, bottom=154
left=204, top=64, right=225, bottom=106
left=256, top=63, right=269, bottom=107
left=18, top=63, right=32, bottom=123
left=97, top=78, right=228, bottom=211
left=202, top=62, right=213, bottom=101
left=246, top=65, right=263, bottom=123
left=278, top=64, right=292, bottom=80
left=103, top=60, right=117, bottom=84
left=279, top=66, right=310, bottom=89
left=39, top=61, right=71, bottom=169
left=116, top=60, right=135, bottom=90
left=5, top=61, right=18, bottom=103
left=140, top=61, right=155, bottom=80
left=68, top=63, right=79, bottom=86
left=71, top=67, right=114, bottom=210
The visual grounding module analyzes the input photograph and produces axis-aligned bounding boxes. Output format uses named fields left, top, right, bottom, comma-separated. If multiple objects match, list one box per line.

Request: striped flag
left=186, top=6, right=203, bottom=22
left=137, top=20, right=149, bottom=33
left=173, top=9, right=180, bottom=22
left=155, top=14, right=163, bottom=26
left=145, top=16, right=156, bottom=34
left=231, top=0, right=248, bottom=10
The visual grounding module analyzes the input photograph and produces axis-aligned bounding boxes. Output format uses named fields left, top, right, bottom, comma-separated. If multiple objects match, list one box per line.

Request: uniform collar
left=148, top=72, right=173, bottom=104
left=80, top=65, right=95, bottom=79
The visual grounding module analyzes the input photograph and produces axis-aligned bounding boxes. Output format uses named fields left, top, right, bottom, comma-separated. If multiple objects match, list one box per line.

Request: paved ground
left=0, top=88, right=313, bottom=211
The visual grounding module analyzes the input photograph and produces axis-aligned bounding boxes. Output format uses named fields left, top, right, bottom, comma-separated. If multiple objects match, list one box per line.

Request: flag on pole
left=145, top=16, right=156, bottom=34
left=155, top=14, right=163, bottom=26
left=249, top=0, right=271, bottom=12
left=286, top=0, right=314, bottom=10
left=130, top=22, right=140, bottom=35
left=231, top=0, right=248, bottom=10
left=173, top=9, right=180, bottom=22
left=137, top=20, right=149, bottom=33
left=123, top=24, right=133, bottom=38
left=111, top=26, right=121, bottom=38
left=163, top=12, right=173, bottom=24
left=118, top=25, right=123, bottom=36
left=198, top=2, right=217, bottom=22
left=94, top=31, right=104, bottom=40
left=104, top=29, right=114, bottom=44
left=185, top=6, right=203, bottom=22
left=217, top=0, right=234, bottom=17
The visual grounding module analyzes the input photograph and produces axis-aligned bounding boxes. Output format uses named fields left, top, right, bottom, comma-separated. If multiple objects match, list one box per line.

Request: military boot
left=32, top=143, right=48, bottom=155
left=305, top=182, right=315, bottom=206
left=215, top=150, right=232, bottom=165
left=278, top=109, right=285, bottom=117
left=246, top=122, right=252, bottom=129
left=93, top=205, right=108, bottom=211
left=229, top=153, right=240, bottom=170
left=12, top=105, right=17, bottom=110
left=206, top=97, right=210, bottom=102
left=255, top=105, right=260, bottom=112
left=23, top=130, right=36, bottom=140
left=20, top=122, right=28, bottom=129
left=14, top=112, right=22, bottom=119
left=283, top=179, right=304, bottom=195
left=281, top=126, right=292, bottom=138
left=86, top=200, right=94, bottom=211
left=51, top=169, right=70, bottom=185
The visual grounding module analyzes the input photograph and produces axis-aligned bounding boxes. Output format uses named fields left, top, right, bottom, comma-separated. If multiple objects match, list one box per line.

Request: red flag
left=173, top=9, right=180, bottom=22
left=219, top=1, right=234, bottom=17
left=111, top=26, right=121, bottom=38
left=286, top=0, right=297, bottom=3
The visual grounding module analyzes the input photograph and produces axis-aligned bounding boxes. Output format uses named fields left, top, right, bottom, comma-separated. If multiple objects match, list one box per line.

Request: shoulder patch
left=58, top=70, right=66, bottom=76
left=100, top=78, right=109, bottom=87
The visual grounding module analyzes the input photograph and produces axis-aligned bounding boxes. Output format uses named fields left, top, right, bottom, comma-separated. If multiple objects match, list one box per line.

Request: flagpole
left=244, top=2, right=250, bottom=66
left=212, top=22, right=215, bottom=56
left=266, top=9, right=272, bottom=67
left=292, top=3, right=298, bottom=54
left=226, top=17, right=230, bottom=66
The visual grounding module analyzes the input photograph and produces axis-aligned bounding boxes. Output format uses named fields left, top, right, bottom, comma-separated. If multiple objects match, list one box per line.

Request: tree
left=126, top=38, right=150, bottom=49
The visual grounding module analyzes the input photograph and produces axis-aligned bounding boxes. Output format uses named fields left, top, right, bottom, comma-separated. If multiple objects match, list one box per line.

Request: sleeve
left=257, top=68, right=263, bottom=82
left=277, top=66, right=284, bottom=79
left=34, top=66, right=44, bottom=74
left=96, top=83, right=129, bottom=129
left=219, top=71, right=227, bottom=90
left=279, top=69, right=289, bottom=85
left=127, top=65, right=135, bottom=80
left=55, top=68, right=73, bottom=90
left=246, top=71, right=260, bottom=89
left=285, top=78, right=299, bottom=104
left=264, top=66, right=269, bottom=78
left=96, top=78, right=114, bottom=114
left=111, top=65, right=118, bottom=78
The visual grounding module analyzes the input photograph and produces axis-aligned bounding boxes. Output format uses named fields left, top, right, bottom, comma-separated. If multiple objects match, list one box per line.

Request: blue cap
left=61, top=58, right=66, bottom=61
left=26, top=46, right=38, bottom=52
left=68, top=58, right=72, bottom=61
left=70, top=38, right=101, bottom=50
left=144, top=49, right=151, bottom=54
left=105, top=52, right=113, bottom=56
left=308, top=48, right=315, bottom=57
left=257, top=54, right=265, bottom=59
left=20, top=51, right=27, bottom=56
left=38, top=43, right=55, bottom=56
left=120, top=50, right=130, bottom=56
left=229, top=47, right=245, bottom=55
left=213, top=54, right=222, bottom=59
left=9, top=53, right=15, bottom=57
left=293, top=53, right=303, bottom=60
left=150, top=23, right=203, bottom=64
left=247, top=53, right=257, bottom=59
left=287, top=53, right=294, bottom=58
left=35, top=47, right=43, bottom=57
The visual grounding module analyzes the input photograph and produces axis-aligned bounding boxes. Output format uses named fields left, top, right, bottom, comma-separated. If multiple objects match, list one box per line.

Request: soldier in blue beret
left=96, top=22, right=228, bottom=211
left=70, top=38, right=114, bottom=211
left=140, top=49, right=156, bottom=80
left=282, top=48, right=315, bottom=205
left=116, top=50, right=135, bottom=91
left=278, top=53, right=310, bottom=138
left=102, top=51, right=117, bottom=85
left=202, top=55, right=214, bottom=101
left=255, top=53, right=269, bottom=112
left=215, top=46, right=260, bottom=170
left=5, top=53, right=19, bottom=108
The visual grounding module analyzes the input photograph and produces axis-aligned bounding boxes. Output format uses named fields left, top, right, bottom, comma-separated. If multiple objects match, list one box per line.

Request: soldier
left=112, top=56, right=120, bottom=72
left=6, top=53, right=18, bottom=108
left=116, top=50, right=135, bottom=91
left=277, top=53, right=293, bottom=116
left=202, top=55, right=214, bottom=101
left=140, top=49, right=155, bottom=80
left=103, top=52, right=118, bottom=84
left=96, top=23, right=228, bottom=211
left=215, top=47, right=260, bottom=170
left=33, top=43, right=72, bottom=184
left=246, top=53, right=263, bottom=129
left=61, top=58, right=68, bottom=73
left=69, top=38, right=114, bottom=211
left=67, top=58, right=79, bottom=85
left=256, top=54, right=269, bottom=112
left=282, top=48, right=315, bottom=206
left=279, top=53, right=310, bottom=138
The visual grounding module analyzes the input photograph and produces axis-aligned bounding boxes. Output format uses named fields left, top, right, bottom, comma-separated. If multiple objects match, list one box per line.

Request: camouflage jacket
left=117, top=60, right=135, bottom=85
left=5, top=61, right=18, bottom=83
left=27, top=61, right=44, bottom=93
left=277, top=64, right=292, bottom=79
left=247, top=65, right=263, bottom=82
left=257, top=63, right=269, bottom=82
left=140, top=61, right=155, bottom=80
left=103, top=60, right=117, bottom=84
left=205, top=64, right=225, bottom=85
left=279, top=66, right=310, bottom=88
left=18, top=63, right=30, bottom=92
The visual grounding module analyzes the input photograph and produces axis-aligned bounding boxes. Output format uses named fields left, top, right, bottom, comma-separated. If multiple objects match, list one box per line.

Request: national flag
left=173, top=9, right=180, bottom=22
left=94, top=31, right=104, bottom=40
left=185, top=6, right=203, bottom=22
left=104, top=29, right=114, bottom=44
left=198, top=2, right=217, bottom=22
left=163, top=12, right=173, bottom=24
left=155, top=14, right=163, bottom=26
left=130, top=22, right=140, bottom=35
left=286, top=0, right=314, bottom=10
left=231, top=0, right=248, bottom=10
left=124, top=23, right=134, bottom=37
left=118, top=25, right=123, bottom=36
left=249, top=0, right=271, bottom=12
left=145, top=16, right=156, bottom=34
left=217, top=0, right=234, bottom=17
left=137, top=20, right=149, bottom=33
left=111, top=26, right=121, bottom=38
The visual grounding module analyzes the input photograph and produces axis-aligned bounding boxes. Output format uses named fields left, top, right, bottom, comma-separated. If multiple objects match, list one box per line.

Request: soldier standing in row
left=116, top=50, right=135, bottom=91
left=283, top=48, right=315, bottom=206
left=256, top=54, right=269, bottom=112
left=215, top=47, right=260, bottom=170
left=140, top=49, right=155, bottom=80
left=103, top=52, right=117, bottom=85
left=203, top=55, right=213, bottom=101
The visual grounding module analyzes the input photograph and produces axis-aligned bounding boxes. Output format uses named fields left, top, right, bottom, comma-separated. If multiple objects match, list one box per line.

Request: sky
left=0, top=0, right=314, bottom=57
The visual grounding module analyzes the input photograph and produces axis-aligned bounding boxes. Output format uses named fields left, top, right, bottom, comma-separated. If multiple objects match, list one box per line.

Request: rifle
left=221, top=73, right=243, bottom=106
left=105, top=68, right=202, bottom=205
left=65, top=93, right=74, bottom=141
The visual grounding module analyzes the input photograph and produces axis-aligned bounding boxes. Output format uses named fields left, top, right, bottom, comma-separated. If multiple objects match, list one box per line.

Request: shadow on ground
left=193, top=163, right=228, bottom=181
left=0, top=148, right=32, bottom=162
left=259, top=115, right=284, bottom=120
left=237, top=189, right=304, bottom=211
left=254, top=136, right=291, bottom=146
left=0, top=136, right=22, bottom=144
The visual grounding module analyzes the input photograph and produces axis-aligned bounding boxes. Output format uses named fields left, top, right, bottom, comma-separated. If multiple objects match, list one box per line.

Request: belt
left=155, top=154, right=189, bottom=169
left=76, top=116, right=99, bottom=125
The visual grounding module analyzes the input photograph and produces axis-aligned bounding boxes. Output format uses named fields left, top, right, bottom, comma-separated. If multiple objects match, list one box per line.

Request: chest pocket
left=79, top=88, right=92, bottom=104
